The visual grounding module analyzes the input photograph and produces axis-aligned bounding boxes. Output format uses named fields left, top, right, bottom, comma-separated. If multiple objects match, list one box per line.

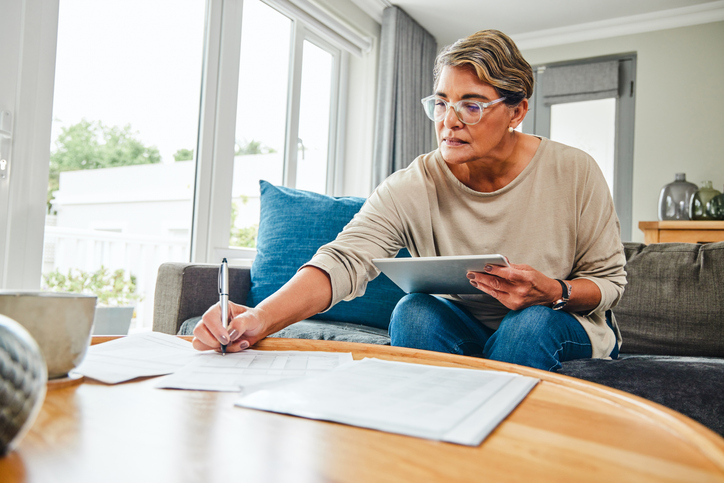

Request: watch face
left=552, top=299, right=566, bottom=311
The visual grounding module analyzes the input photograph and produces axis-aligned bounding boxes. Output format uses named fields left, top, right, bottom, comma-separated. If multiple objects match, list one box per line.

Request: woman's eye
left=462, top=102, right=481, bottom=114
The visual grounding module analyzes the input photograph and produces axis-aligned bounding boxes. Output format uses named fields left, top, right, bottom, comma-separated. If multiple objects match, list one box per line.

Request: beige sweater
left=307, top=138, right=627, bottom=358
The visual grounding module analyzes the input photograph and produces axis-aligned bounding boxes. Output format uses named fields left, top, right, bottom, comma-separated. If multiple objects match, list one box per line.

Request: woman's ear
left=509, top=98, right=529, bottom=130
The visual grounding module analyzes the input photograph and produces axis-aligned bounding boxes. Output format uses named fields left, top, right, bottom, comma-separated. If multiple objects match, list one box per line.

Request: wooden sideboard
left=639, top=221, right=724, bottom=244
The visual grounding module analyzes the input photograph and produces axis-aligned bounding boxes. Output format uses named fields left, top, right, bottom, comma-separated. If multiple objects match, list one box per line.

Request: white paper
left=72, top=332, right=197, bottom=384
left=155, top=349, right=354, bottom=392
left=234, top=358, right=539, bottom=446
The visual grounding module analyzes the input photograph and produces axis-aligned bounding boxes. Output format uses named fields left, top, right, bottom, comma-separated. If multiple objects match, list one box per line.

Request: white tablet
left=372, top=254, right=510, bottom=295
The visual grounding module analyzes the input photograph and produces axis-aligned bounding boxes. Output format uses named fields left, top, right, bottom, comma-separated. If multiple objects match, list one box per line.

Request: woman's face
left=434, top=65, right=513, bottom=166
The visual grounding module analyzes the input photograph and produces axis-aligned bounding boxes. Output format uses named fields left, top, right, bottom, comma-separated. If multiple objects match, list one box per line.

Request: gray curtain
left=539, top=60, right=619, bottom=105
left=372, top=6, right=437, bottom=188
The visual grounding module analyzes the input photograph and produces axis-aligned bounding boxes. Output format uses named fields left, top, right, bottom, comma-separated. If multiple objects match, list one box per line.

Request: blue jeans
left=389, top=293, right=613, bottom=372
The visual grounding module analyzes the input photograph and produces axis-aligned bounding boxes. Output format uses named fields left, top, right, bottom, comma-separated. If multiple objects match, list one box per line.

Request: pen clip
left=218, top=258, right=229, bottom=296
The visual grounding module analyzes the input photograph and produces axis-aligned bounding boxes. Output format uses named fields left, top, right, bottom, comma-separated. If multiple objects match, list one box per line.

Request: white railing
left=43, top=226, right=189, bottom=331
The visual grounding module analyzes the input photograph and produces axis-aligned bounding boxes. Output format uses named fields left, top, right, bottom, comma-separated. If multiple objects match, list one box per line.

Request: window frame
left=194, top=0, right=350, bottom=263
left=523, top=54, right=637, bottom=242
left=0, top=0, right=358, bottom=289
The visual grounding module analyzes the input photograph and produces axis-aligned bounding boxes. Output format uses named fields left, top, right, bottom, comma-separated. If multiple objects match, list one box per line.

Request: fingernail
left=466, top=272, right=475, bottom=280
left=239, top=340, right=250, bottom=350
left=484, top=265, right=493, bottom=272
left=470, top=280, right=478, bottom=287
left=229, top=329, right=240, bottom=341
left=219, top=334, right=229, bottom=344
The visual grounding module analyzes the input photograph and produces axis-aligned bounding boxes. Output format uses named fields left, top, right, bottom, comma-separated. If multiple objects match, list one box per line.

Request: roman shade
left=539, top=60, right=619, bottom=105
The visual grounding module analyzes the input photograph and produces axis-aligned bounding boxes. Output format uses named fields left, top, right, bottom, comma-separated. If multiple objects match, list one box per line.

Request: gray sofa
left=153, top=241, right=724, bottom=435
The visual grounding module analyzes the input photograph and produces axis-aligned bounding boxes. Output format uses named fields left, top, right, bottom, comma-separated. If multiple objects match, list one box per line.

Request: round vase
left=0, top=314, right=48, bottom=456
left=658, top=173, right=698, bottom=220
left=689, top=181, right=722, bottom=220
left=708, top=190, right=724, bottom=220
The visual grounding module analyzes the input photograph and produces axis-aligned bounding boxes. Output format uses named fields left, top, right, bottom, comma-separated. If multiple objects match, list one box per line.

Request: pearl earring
left=508, top=127, right=514, bottom=133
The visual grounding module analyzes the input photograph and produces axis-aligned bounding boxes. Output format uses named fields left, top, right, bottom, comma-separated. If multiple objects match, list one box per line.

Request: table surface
left=2, top=337, right=724, bottom=483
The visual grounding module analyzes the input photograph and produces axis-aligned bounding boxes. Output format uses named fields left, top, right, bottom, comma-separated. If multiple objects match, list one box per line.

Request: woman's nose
left=443, top=104, right=463, bottom=128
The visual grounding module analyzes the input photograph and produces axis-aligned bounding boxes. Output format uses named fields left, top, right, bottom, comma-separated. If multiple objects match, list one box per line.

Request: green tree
left=48, top=119, right=161, bottom=212
left=173, top=148, right=194, bottom=161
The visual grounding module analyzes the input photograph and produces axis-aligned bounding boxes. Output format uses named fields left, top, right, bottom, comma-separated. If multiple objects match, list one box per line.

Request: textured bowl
left=0, top=291, right=96, bottom=378
left=0, top=314, right=47, bottom=456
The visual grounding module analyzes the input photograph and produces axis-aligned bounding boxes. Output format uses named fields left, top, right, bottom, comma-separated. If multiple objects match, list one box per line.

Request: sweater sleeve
left=303, top=178, right=411, bottom=309
left=571, top=156, right=627, bottom=315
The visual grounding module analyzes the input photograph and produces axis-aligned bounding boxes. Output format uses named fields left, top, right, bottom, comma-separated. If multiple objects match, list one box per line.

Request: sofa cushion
left=178, top=316, right=391, bottom=345
left=559, top=355, right=724, bottom=436
left=247, top=181, right=407, bottom=330
left=615, top=242, right=724, bottom=357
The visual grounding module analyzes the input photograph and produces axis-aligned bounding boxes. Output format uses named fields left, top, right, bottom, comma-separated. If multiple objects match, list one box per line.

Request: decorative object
left=0, top=314, right=47, bottom=456
left=0, top=291, right=96, bottom=378
left=708, top=188, right=724, bottom=220
left=689, top=181, right=722, bottom=220
left=43, top=266, right=141, bottom=335
left=658, top=173, right=697, bottom=220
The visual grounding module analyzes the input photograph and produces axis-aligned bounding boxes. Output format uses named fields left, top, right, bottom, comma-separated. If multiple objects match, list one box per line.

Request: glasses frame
left=420, top=95, right=507, bottom=125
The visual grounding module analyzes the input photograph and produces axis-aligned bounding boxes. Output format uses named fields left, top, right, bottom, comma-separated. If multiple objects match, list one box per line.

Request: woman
left=192, top=30, right=627, bottom=371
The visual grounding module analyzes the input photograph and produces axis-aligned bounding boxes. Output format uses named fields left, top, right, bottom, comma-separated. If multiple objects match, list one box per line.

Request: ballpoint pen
left=218, top=258, right=229, bottom=355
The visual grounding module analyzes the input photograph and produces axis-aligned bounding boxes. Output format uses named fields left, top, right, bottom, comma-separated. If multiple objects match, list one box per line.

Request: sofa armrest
left=153, top=263, right=251, bottom=335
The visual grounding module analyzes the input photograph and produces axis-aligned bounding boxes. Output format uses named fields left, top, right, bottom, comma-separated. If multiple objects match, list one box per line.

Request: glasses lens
left=422, top=97, right=442, bottom=121
left=458, top=101, right=482, bottom=124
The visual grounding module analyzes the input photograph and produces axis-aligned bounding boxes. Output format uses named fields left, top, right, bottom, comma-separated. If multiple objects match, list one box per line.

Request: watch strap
left=552, top=279, right=571, bottom=311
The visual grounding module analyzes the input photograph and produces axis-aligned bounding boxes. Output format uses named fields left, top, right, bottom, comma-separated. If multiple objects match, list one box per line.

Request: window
left=524, top=55, right=636, bottom=241
left=227, top=0, right=342, bottom=251
left=43, top=0, right=206, bottom=331
left=1, top=0, right=369, bottom=312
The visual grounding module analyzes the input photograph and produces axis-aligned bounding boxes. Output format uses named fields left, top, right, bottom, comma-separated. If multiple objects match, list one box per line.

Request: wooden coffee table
left=2, top=337, right=723, bottom=482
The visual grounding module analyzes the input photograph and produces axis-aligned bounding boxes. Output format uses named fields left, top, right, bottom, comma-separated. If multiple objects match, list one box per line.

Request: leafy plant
left=43, top=266, right=142, bottom=306
left=229, top=201, right=257, bottom=248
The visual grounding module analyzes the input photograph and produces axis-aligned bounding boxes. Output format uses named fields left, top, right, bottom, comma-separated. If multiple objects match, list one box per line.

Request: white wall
left=522, top=21, right=724, bottom=242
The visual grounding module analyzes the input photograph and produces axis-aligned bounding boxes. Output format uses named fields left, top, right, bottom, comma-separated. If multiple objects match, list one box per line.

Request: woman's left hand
left=467, top=263, right=559, bottom=311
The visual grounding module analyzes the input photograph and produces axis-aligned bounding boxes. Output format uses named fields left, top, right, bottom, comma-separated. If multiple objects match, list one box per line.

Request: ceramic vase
left=658, top=173, right=698, bottom=220
left=689, top=181, right=722, bottom=220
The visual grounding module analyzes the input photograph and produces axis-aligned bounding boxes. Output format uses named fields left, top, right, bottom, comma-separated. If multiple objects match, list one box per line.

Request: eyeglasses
left=420, top=95, right=506, bottom=125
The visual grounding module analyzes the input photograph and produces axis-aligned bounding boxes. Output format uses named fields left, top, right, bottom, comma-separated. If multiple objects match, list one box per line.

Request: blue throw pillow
left=248, top=180, right=407, bottom=330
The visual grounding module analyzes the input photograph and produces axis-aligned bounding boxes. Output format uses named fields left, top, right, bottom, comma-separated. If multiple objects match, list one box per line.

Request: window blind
left=539, top=60, right=619, bottom=105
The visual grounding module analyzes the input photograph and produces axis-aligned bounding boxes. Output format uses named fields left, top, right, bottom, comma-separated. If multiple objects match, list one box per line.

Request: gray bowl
left=0, top=291, right=96, bottom=378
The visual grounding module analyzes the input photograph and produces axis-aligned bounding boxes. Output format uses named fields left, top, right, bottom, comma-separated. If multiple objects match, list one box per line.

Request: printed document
left=235, top=358, right=539, bottom=446
left=156, top=350, right=353, bottom=392
left=72, top=332, right=197, bottom=384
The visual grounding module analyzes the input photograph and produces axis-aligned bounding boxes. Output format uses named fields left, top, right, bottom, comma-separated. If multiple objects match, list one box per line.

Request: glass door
left=43, top=0, right=206, bottom=331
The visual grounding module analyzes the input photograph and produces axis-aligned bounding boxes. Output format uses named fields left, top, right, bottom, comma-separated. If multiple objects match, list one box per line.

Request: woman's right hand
left=191, top=301, right=268, bottom=353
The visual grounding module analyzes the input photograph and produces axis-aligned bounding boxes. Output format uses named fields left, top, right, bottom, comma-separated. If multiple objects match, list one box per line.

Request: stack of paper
left=156, top=349, right=353, bottom=392
left=72, top=332, right=197, bottom=384
left=235, top=358, right=538, bottom=446
left=74, top=333, right=539, bottom=445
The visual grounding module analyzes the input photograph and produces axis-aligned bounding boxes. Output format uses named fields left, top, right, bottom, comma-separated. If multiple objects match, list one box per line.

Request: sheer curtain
left=372, top=6, right=437, bottom=188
